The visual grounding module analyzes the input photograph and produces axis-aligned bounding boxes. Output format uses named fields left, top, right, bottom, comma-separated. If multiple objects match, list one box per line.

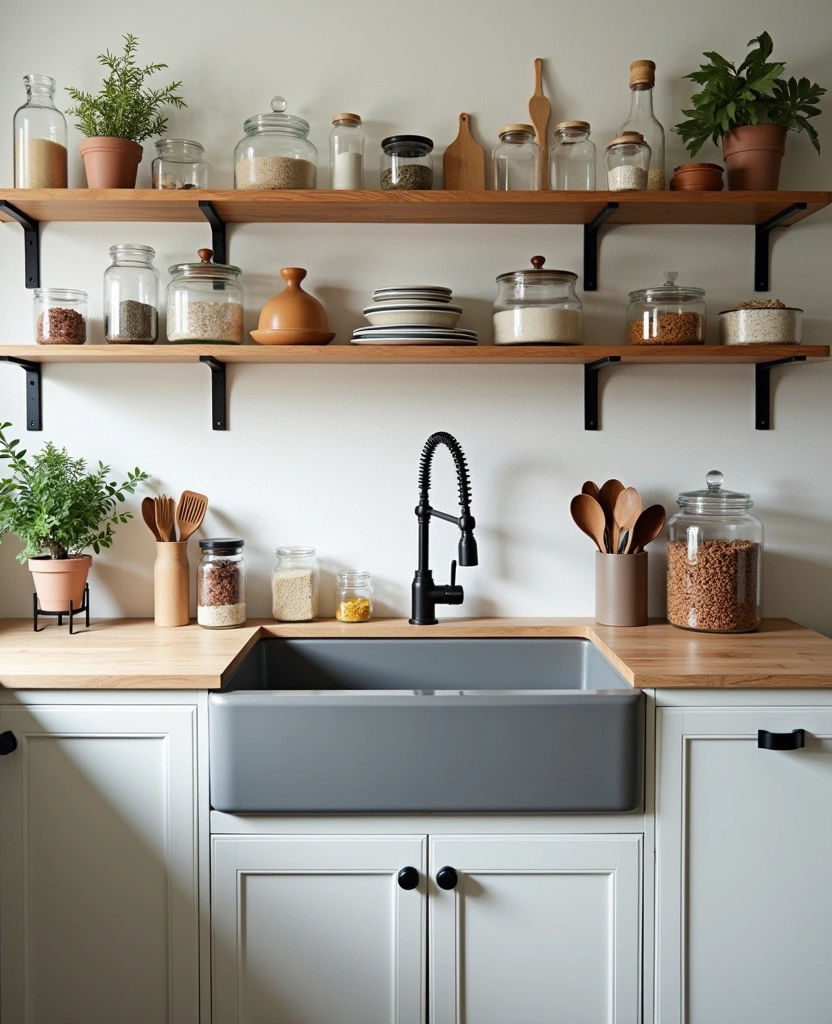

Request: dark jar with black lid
left=380, top=135, right=433, bottom=190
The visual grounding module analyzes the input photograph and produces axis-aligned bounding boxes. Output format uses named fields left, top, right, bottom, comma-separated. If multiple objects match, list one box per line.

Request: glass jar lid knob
left=530, top=255, right=546, bottom=270
left=271, top=96, right=287, bottom=112
left=705, top=469, right=723, bottom=491
left=198, top=248, right=214, bottom=264
left=664, top=270, right=679, bottom=287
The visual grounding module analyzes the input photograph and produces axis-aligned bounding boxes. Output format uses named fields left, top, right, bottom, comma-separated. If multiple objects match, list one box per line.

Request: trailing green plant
left=0, top=423, right=148, bottom=562
left=66, top=33, right=186, bottom=143
left=674, top=32, right=825, bottom=157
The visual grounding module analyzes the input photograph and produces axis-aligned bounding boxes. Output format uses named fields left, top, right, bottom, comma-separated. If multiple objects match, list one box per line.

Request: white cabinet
left=212, top=832, right=642, bottom=1024
left=655, top=706, right=832, bottom=1024
left=0, top=702, right=200, bottom=1024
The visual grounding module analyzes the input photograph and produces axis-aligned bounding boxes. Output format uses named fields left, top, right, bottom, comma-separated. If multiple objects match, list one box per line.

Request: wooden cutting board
left=529, top=58, right=551, bottom=189
left=443, top=113, right=486, bottom=190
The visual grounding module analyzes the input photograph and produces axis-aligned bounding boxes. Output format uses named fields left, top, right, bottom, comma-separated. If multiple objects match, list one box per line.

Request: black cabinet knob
left=397, top=866, right=419, bottom=890
left=0, top=731, right=17, bottom=756
left=758, top=728, right=805, bottom=750
left=436, top=866, right=459, bottom=890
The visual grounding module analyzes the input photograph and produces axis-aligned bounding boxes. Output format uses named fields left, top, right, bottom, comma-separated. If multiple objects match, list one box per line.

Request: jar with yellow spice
left=335, top=571, right=373, bottom=622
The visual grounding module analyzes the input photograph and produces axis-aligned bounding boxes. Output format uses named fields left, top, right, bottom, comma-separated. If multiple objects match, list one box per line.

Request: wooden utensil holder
left=154, top=541, right=190, bottom=627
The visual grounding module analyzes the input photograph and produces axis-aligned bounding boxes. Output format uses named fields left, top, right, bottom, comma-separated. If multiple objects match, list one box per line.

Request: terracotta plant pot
left=29, top=555, right=92, bottom=612
left=79, top=137, right=143, bottom=188
left=670, top=162, right=724, bottom=191
left=721, top=125, right=787, bottom=191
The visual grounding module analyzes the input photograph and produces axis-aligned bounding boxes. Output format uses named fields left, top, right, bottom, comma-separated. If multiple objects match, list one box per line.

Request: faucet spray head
left=458, top=530, right=478, bottom=567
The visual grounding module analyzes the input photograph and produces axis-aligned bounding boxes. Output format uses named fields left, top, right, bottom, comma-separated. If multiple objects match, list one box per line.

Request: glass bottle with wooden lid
left=166, top=249, right=244, bottom=344
left=550, top=121, right=596, bottom=190
left=329, top=113, right=364, bottom=189
left=617, top=59, right=665, bottom=189
left=492, top=124, right=541, bottom=191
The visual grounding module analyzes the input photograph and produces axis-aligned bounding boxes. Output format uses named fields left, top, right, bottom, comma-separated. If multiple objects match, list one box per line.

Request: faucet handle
left=450, top=559, right=457, bottom=587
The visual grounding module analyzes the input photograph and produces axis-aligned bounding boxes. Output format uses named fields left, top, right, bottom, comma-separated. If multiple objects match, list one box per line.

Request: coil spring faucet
left=410, top=431, right=478, bottom=625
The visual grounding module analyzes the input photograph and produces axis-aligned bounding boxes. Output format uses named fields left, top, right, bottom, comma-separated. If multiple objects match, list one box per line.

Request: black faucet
left=410, top=432, right=478, bottom=625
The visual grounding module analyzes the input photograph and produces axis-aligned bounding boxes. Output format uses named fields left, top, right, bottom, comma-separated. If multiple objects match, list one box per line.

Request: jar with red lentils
left=627, top=270, right=705, bottom=345
left=666, top=471, right=762, bottom=633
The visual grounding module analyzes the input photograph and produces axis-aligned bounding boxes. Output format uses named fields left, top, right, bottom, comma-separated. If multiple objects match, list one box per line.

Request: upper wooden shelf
left=0, top=189, right=829, bottom=226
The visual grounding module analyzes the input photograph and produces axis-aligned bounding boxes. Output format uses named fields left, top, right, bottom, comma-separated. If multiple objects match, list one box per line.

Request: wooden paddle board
left=443, top=113, right=486, bottom=190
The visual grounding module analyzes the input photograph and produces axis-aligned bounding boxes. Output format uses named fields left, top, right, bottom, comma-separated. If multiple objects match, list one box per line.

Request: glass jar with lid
left=152, top=139, right=207, bottom=190
left=104, top=244, right=159, bottom=344
left=34, top=288, right=87, bottom=345
left=166, top=249, right=244, bottom=344
left=627, top=270, right=705, bottom=345
left=492, top=124, right=541, bottom=191
left=197, top=538, right=247, bottom=629
left=330, top=113, right=364, bottom=189
left=605, top=132, right=650, bottom=191
left=234, top=96, right=318, bottom=190
left=335, top=572, right=373, bottom=622
left=550, top=121, right=596, bottom=190
left=380, top=135, right=433, bottom=190
left=493, top=256, right=582, bottom=345
left=272, top=546, right=320, bottom=621
left=13, top=74, right=68, bottom=188
left=667, top=471, right=762, bottom=633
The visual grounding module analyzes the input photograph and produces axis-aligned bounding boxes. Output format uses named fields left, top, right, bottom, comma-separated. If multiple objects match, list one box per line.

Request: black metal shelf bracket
left=0, top=200, right=41, bottom=288
left=582, top=203, right=619, bottom=292
left=755, top=355, right=806, bottom=430
left=1, top=356, right=42, bottom=430
left=198, top=201, right=227, bottom=264
left=200, top=356, right=227, bottom=430
left=584, top=355, right=622, bottom=430
left=754, top=202, right=806, bottom=292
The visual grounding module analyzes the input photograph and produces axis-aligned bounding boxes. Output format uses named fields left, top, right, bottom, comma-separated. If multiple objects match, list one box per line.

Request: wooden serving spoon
left=598, top=479, right=624, bottom=551
left=141, top=496, right=162, bottom=541
left=613, top=487, right=643, bottom=555
left=627, top=504, right=666, bottom=554
left=570, top=493, right=608, bottom=553
left=154, top=495, right=176, bottom=542
left=529, top=58, right=551, bottom=188
left=176, top=490, right=208, bottom=543
left=581, top=480, right=600, bottom=501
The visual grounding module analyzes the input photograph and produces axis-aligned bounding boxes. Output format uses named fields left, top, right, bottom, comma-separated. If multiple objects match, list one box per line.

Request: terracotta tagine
left=721, top=124, right=787, bottom=191
left=252, top=267, right=334, bottom=345
left=670, top=162, right=724, bottom=191
left=79, top=137, right=143, bottom=188
left=29, top=554, right=92, bottom=612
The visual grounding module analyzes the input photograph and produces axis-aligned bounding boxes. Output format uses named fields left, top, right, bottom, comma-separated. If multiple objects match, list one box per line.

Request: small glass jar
left=627, top=271, right=705, bottom=345
left=667, top=471, right=762, bottom=633
left=151, top=139, right=208, bottom=190
left=13, top=74, right=68, bottom=188
left=272, top=546, right=320, bottom=621
left=380, top=135, right=433, bottom=190
left=335, top=572, right=373, bottom=622
left=103, top=245, right=160, bottom=344
left=234, top=96, right=318, bottom=190
left=329, top=113, right=364, bottom=189
left=551, top=121, right=596, bottom=190
left=492, top=124, right=541, bottom=191
left=493, top=256, right=582, bottom=345
left=166, top=249, right=244, bottom=344
left=197, top=538, right=247, bottom=629
left=33, top=288, right=87, bottom=345
left=605, top=132, right=651, bottom=191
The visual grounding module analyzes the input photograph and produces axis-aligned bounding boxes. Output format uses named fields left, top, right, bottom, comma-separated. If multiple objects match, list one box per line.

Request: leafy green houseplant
left=674, top=32, right=825, bottom=189
left=0, top=423, right=147, bottom=611
left=66, top=34, right=187, bottom=188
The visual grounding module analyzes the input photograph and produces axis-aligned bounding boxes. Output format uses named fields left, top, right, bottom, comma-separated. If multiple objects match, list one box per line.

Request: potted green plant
left=66, top=33, right=186, bottom=188
left=0, top=423, right=147, bottom=612
left=674, top=32, right=825, bottom=190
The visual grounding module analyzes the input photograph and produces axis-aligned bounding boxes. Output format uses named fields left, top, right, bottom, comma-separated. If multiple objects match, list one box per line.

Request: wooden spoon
left=581, top=480, right=600, bottom=501
left=613, top=487, right=643, bottom=555
left=627, top=504, right=666, bottom=554
left=529, top=58, right=551, bottom=188
left=598, top=479, right=624, bottom=551
left=570, top=494, right=608, bottom=554
left=154, top=495, right=175, bottom=542
left=176, top=490, right=208, bottom=543
left=141, top=496, right=161, bottom=541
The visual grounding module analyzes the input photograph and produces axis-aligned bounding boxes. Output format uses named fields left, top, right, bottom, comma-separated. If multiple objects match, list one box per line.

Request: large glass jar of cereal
left=666, top=471, right=762, bottom=633
left=627, top=271, right=705, bottom=345
left=166, top=249, right=243, bottom=344
left=234, top=96, right=318, bottom=190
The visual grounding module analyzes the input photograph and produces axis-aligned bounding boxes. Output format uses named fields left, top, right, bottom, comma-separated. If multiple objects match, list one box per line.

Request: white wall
left=1, top=0, right=830, bottom=634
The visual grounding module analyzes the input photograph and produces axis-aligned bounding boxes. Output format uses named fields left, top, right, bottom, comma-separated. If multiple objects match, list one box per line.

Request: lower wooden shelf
left=0, top=344, right=826, bottom=432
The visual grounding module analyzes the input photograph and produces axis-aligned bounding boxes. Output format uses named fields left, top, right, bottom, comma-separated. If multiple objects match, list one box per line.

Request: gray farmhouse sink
left=209, top=638, right=643, bottom=813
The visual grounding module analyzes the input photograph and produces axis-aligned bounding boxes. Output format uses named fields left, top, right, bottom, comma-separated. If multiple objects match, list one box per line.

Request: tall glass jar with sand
left=14, top=75, right=68, bottom=188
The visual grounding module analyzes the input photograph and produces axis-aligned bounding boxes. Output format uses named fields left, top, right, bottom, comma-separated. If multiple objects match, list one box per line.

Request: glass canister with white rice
left=492, top=256, right=582, bottom=345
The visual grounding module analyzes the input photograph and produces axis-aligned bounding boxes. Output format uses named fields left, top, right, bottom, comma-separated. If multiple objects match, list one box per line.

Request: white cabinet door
left=212, top=835, right=427, bottom=1024
left=656, top=707, right=832, bottom=1024
left=0, top=703, right=199, bottom=1024
left=430, top=834, right=642, bottom=1024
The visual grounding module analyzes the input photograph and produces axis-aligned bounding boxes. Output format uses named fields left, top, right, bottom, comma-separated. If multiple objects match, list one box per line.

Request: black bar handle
left=436, top=866, right=459, bottom=890
left=397, top=866, right=419, bottom=890
left=0, top=731, right=17, bottom=755
left=758, top=728, right=805, bottom=751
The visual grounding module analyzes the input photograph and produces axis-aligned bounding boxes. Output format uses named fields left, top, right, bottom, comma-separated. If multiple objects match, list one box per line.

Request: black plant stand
left=33, top=585, right=90, bottom=634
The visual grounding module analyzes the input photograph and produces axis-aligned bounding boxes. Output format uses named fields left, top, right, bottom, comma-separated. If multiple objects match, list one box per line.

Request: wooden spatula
left=176, top=490, right=208, bottom=543
left=443, top=113, right=486, bottom=190
left=529, top=58, right=551, bottom=188
left=154, top=495, right=176, bottom=542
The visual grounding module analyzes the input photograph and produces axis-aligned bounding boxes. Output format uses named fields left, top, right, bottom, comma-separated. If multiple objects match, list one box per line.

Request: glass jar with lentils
left=627, top=271, right=705, bottom=345
left=197, top=538, right=247, bottom=629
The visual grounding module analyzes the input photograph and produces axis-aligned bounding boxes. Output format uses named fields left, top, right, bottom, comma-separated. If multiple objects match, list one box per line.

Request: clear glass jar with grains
left=34, top=288, right=87, bottom=345
left=234, top=96, right=318, bottom=190
left=13, top=74, right=67, bottom=188
left=272, top=546, right=320, bottom=621
left=605, top=132, right=651, bottom=191
left=380, top=135, right=433, bottom=190
left=493, top=256, right=582, bottom=344
left=104, top=245, right=160, bottom=344
left=166, top=249, right=244, bottom=343
left=197, top=539, right=247, bottom=629
left=627, top=271, right=705, bottom=345
left=335, top=572, right=373, bottom=622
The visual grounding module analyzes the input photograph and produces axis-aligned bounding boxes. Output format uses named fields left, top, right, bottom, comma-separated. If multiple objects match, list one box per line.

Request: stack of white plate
left=351, top=286, right=477, bottom=345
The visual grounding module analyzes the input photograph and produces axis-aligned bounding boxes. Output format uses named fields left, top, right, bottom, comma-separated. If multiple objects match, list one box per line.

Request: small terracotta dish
left=670, top=162, right=724, bottom=191
left=251, top=328, right=335, bottom=346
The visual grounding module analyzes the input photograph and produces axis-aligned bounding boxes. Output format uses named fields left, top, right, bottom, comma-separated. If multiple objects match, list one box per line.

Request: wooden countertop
left=0, top=617, right=830, bottom=690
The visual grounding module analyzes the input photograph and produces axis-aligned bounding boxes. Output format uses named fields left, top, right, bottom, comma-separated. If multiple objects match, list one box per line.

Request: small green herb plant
left=66, top=33, right=186, bottom=143
left=0, top=423, right=148, bottom=562
left=674, top=32, right=825, bottom=157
